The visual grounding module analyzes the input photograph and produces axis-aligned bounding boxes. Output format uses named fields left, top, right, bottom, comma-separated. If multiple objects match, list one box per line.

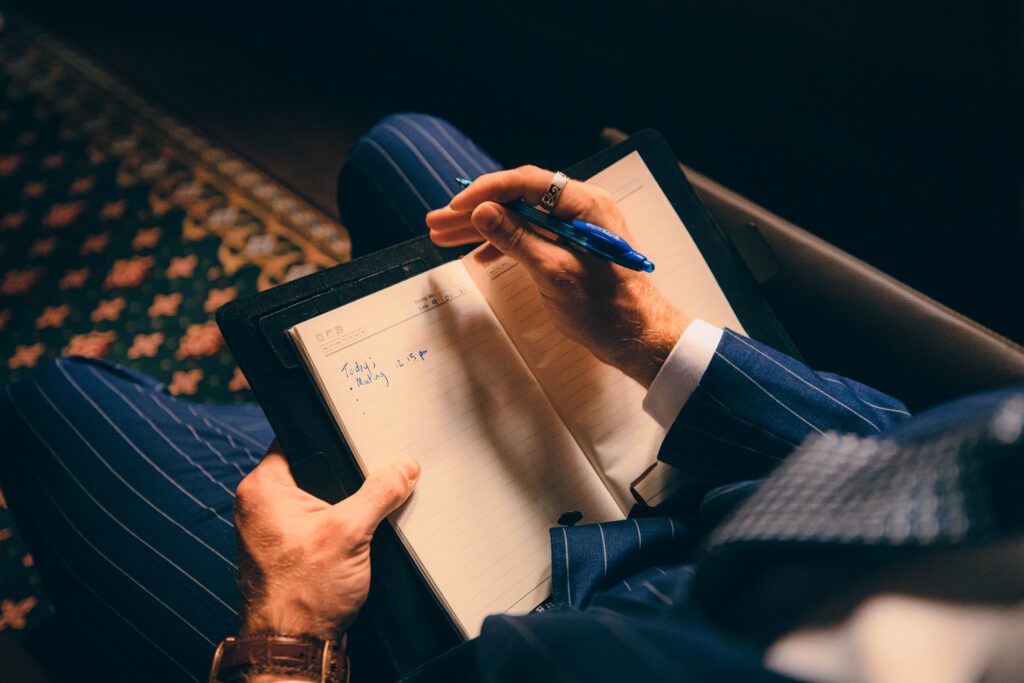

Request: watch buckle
left=207, top=636, right=233, bottom=683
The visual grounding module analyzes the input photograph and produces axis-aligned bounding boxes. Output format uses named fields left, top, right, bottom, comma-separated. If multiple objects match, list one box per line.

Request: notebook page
left=288, top=260, right=622, bottom=637
left=464, top=151, right=744, bottom=508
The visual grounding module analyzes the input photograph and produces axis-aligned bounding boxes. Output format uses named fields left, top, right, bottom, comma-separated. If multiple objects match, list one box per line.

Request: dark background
left=8, top=0, right=1023, bottom=342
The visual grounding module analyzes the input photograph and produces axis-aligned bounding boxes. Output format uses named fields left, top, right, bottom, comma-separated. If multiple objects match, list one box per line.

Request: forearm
left=652, top=325, right=912, bottom=486
left=693, top=328, right=911, bottom=440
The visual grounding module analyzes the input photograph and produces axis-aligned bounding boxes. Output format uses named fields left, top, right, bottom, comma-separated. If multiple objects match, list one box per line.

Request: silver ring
left=540, top=171, right=569, bottom=211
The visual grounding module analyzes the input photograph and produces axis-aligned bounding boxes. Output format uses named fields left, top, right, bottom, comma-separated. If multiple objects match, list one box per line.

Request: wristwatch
left=208, top=634, right=349, bottom=683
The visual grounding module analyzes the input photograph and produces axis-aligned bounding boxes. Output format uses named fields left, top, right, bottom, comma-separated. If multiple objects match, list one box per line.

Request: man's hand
left=426, top=165, right=689, bottom=388
left=235, top=441, right=420, bottom=639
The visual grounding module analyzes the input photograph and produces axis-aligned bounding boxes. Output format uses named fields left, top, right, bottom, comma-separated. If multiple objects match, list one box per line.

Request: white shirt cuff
left=642, top=319, right=724, bottom=430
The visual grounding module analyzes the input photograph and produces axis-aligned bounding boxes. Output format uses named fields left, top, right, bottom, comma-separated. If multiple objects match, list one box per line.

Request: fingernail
left=394, top=455, right=420, bottom=483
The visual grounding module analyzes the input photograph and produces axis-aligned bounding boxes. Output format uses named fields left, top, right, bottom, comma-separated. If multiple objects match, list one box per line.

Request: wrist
left=209, top=634, right=348, bottom=683
left=609, top=301, right=689, bottom=389
left=241, top=597, right=345, bottom=641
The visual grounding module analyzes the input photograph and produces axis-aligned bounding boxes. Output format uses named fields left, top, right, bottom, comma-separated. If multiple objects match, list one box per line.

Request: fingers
left=448, top=166, right=594, bottom=219
left=426, top=206, right=472, bottom=231
left=470, top=203, right=567, bottom=270
left=338, top=455, right=420, bottom=535
left=430, top=166, right=600, bottom=274
left=426, top=206, right=483, bottom=247
left=429, top=226, right=483, bottom=247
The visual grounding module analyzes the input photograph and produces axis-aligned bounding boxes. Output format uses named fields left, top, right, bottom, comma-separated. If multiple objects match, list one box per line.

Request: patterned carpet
left=0, top=14, right=351, bottom=640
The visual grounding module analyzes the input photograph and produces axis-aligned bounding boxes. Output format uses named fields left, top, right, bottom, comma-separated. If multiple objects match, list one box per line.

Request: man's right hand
left=426, top=165, right=689, bottom=388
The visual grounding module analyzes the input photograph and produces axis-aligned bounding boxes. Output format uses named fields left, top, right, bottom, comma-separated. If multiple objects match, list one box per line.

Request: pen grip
left=569, top=220, right=632, bottom=251
left=505, top=201, right=652, bottom=271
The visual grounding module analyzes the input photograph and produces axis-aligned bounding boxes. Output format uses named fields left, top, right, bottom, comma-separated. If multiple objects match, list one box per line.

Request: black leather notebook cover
left=216, top=130, right=797, bottom=678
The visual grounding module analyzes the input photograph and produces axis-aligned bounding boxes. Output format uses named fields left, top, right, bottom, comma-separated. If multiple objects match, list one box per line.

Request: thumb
left=471, top=202, right=562, bottom=269
left=337, top=456, right=420, bottom=536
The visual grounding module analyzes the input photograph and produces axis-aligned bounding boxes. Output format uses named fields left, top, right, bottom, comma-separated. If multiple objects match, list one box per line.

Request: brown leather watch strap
left=209, top=634, right=348, bottom=683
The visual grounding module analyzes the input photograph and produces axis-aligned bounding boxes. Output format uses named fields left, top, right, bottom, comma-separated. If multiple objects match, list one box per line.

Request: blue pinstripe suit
left=2, top=113, right=1022, bottom=682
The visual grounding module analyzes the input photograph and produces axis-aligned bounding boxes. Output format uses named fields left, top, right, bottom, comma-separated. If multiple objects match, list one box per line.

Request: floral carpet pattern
left=0, top=15, right=350, bottom=639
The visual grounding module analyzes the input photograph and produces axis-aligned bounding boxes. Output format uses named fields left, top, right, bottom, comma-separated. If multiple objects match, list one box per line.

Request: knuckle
left=554, top=255, right=583, bottom=278
left=580, top=191, right=602, bottom=216
left=514, top=165, right=548, bottom=192
left=592, top=188, right=617, bottom=212
left=534, top=258, right=559, bottom=280
left=235, top=473, right=255, bottom=504
left=579, top=186, right=614, bottom=215
left=503, top=224, right=526, bottom=252
left=364, top=471, right=401, bottom=507
left=538, top=258, right=584, bottom=291
left=323, top=513, right=358, bottom=540
left=376, top=471, right=407, bottom=505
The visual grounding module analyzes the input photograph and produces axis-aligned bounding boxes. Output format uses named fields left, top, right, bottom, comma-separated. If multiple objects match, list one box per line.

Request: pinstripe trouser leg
left=338, top=112, right=503, bottom=258
left=0, top=356, right=273, bottom=680
left=1, top=114, right=505, bottom=679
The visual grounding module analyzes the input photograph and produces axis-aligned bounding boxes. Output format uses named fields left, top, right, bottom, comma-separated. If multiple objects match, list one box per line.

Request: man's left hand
left=235, top=441, right=420, bottom=639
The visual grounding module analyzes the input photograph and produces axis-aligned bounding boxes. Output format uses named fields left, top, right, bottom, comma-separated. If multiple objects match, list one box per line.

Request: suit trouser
left=0, top=113, right=504, bottom=682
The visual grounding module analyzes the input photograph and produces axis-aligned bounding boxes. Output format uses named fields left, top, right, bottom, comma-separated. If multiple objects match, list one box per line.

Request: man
left=3, top=114, right=1023, bottom=682
left=227, top=117, right=1024, bottom=682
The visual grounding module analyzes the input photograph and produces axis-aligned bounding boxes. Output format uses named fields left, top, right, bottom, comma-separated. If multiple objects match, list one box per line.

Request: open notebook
left=288, top=151, right=745, bottom=638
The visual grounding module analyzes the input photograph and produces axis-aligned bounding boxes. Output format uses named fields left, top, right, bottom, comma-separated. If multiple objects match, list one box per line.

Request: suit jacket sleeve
left=652, top=325, right=913, bottom=488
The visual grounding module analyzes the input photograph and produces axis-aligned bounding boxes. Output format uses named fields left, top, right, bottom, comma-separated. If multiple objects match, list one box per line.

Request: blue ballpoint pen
left=453, top=177, right=655, bottom=273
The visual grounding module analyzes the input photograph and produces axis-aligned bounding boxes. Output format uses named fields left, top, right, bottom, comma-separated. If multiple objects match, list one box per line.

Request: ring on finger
left=540, top=171, right=569, bottom=211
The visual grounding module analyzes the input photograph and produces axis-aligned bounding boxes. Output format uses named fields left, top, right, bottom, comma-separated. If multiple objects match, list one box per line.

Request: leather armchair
left=603, top=128, right=1024, bottom=410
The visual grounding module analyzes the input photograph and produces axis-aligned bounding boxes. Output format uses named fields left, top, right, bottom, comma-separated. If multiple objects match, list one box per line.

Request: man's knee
left=341, top=112, right=497, bottom=197
left=347, top=112, right=445, bottom=171
left=337, top=112, right=502, bottom=256
left=360, top=112, right=456, bottom=151
left=26, top=356, right=157, bottom=400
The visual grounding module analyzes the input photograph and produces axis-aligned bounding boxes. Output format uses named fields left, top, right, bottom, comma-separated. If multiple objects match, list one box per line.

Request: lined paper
left=464, top=151, right=744, bottom=508
left=289, top=260, right=622, bottom=637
